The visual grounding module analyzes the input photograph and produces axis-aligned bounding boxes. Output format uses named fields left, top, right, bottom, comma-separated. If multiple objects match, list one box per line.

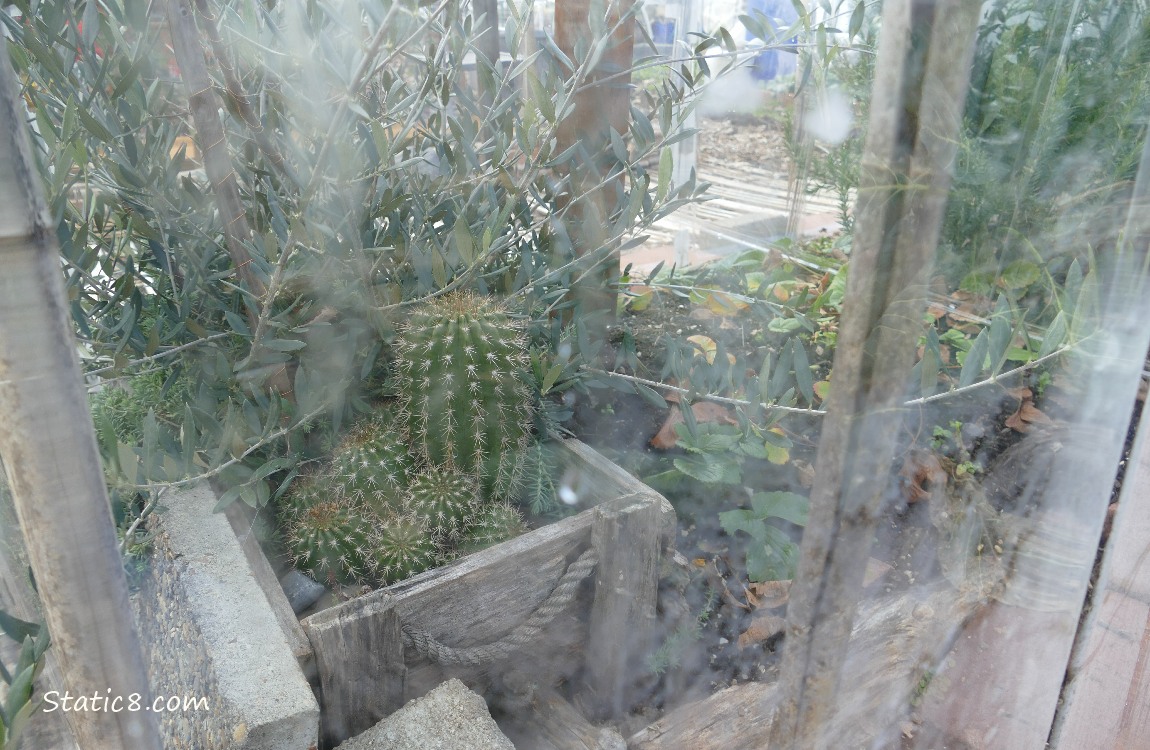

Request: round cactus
left=281, top=480, right=375, bottom=585
left=326, top=416, right=414, bottom=516
left=371, top=513, right=441, bottom=584
left=393, top=293, right=534, bottom=500
left=403, top=468, right=481, bottom=541
left=458, top=502, right=529, bottom=554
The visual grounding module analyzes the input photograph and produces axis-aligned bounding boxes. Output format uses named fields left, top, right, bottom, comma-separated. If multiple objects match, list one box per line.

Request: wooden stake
left=303, top=595, right=406, bottom=748
left=585, top=493, right=662, bottom=719
left=0, top=38, right=162, bottom=750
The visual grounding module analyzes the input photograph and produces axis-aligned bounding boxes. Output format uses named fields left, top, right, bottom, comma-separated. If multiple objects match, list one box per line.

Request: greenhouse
left=1, top=0, right=1149, bottom=747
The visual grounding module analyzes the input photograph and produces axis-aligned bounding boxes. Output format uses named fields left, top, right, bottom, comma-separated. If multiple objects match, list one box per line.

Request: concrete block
left=336, top=679, right=514, bottom=750
left=142, top=484, right=319, bottom=749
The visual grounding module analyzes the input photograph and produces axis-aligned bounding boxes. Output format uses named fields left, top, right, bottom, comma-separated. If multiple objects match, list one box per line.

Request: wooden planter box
left=300, top=438, right=678, bottom=748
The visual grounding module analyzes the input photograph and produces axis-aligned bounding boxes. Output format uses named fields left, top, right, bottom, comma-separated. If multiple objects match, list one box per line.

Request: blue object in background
left=652, top=18, right=676, bottom=45
left=744, top=0, right=799, bottom=82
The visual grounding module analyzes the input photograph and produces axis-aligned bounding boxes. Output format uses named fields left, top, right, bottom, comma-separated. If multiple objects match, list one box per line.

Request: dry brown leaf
left=1018, top=402, right=1052, bottom=424
left=899, top=450, right=947, bottom=504
left=649, top=401, right=738, bottom=449
left=745, top=580, right=791, bottom=610
left=793, top=458, right=817, bottom=489
left=1005, top=410, right=1029, bottom=432
left=738, top=613, right=787, bottom=649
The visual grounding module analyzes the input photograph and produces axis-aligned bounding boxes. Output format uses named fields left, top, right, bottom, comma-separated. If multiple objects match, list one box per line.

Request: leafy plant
left=5, top=0, right=731, bottom=518
left=0, top=610, right=50, bottom=750
left=719, top=491, right=809, bottom=582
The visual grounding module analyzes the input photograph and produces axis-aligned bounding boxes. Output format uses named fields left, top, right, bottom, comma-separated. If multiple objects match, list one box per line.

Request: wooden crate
left=301, top=439, right=677, bottom=748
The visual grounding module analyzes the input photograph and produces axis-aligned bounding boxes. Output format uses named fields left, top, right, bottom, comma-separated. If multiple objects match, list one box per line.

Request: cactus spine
left=281, top=480, right=375, bottom=584
left=402, top=468, right=481, bottom=541
left=371, top=514, right=441, bottom=584
left=394, top=293, right=534, bottom=500
left=326, top=416, right=413, bottom=516
left=458, top=502, right=529, bottom=554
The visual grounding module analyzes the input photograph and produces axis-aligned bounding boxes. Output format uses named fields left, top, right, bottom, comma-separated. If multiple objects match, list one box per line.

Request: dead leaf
left=793, top=458, right=817, bottom=489
left=686, top=335, right=717, bottom=363
left=1018, top=402, right=1052, bottom=425
left=900, top=450, right=947, bottom=504
left=649, top=400, right=738, bottom=449
left=1005, top=393, right=1052, bottom=433
left=738, top=613, right=787, bottom=649
left=702, top=290, right=750, bottom=315
left=745, top=580, right=791, bottom=610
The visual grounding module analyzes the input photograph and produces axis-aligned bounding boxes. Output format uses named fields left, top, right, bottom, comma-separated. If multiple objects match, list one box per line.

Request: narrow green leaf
left=263, top=339, right=307, bottom=352
left=792, top=340, right=814, bottom=404
left=541, top=363, right=564, bottom=394
left=849, top=0, right=865, bottom=39
left=656, top=147, right=673, bottom=202
left=959, top=329, right=990, bottom=387
left=1038, top=311, right=1067, bottom=358
left=635, top=383, right=668, bottom=409
left=453, top=219, right=474, bottom=264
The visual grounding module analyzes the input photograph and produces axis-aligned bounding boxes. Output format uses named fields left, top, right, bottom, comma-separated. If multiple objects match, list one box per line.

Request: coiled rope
left=400, top=546, right=599, bottom=667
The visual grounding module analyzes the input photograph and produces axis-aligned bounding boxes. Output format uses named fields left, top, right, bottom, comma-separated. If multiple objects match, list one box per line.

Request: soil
left=562, top=106, right=1145, bottom=723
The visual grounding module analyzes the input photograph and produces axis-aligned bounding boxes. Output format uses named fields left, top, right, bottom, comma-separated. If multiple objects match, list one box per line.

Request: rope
left=400, top=546, right=599, bottom=667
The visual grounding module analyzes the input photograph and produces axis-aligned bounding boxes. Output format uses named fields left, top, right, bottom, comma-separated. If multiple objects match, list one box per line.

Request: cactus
left=281, top=479, right=375, bottom=584
left=393, top=293, right=534, bottom=500
left=458, top=502, right=529, bottom=554
left=403, top=468, right=481, bottom=541
left=516, top=439, right=560, bottom=516
left=371, top=513, right=441, bottom=584
left=326, top=416, right=414, bottom=516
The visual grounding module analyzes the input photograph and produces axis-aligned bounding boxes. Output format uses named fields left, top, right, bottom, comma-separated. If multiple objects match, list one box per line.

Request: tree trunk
left=0, top=38, right=163, bottom=750
left=554, top=0, right=636, bottom=326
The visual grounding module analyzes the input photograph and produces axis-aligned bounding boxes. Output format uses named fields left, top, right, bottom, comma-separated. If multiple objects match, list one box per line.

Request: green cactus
left=458, top=502, right=529, bottom=554
left=371, top=513, right=441, bottom=584
left=516, top=439, right=561, bottom=516
left=403, top=468, right=481, bottom=541
left=326, top=416, right=414, bottom=516
left=281, top=480, right=375, bottom=584
left=394, top=293, right=534, bottom=500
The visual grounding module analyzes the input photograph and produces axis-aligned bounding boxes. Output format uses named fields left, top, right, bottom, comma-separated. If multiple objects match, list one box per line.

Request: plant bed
left=300, top=438, right=678, bottom=748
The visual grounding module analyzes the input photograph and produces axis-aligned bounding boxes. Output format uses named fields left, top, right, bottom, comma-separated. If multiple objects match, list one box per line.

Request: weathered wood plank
left=628, top=681, right=780, bottom=750
left=496, top=684, right=627, bottom=750
left=1051, top=590, right=1150, bottom=749
left=1095, top=432, right=1150, bottom=603
left=585, top=494, right=663, bottom=719
left=1052, top=399, right=1150, bottom=748
left=628, top=582, right=982, bottom=750
left=913, top=600, right=1078, bottom=749
left=303, top=594, right=405, bottom=748
left=389, top=507, right=595, bottom=646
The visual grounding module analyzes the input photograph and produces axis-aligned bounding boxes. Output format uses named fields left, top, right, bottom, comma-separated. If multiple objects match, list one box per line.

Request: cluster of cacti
left=281, top=293, right=559, bottom=588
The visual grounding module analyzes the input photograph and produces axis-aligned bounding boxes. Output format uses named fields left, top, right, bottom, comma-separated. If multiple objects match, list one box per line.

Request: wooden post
left=303, top=595, right=406, bottom=748
left=768, top=1, right=983, bottom=746
left=0, top=38, right=163, bottom=750
left=585, top=493, right=662, bottom=719
left=554, top=0, right=636, bottom=325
